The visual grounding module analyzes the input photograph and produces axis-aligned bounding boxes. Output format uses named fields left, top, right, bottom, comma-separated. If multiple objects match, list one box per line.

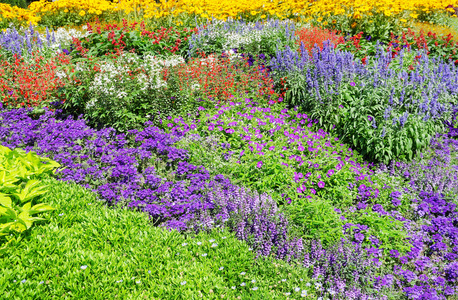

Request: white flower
left=211, top=243, right=218, bottom=248
left=197, top=242, right=202, bottom=245
left=116, top=279, right=123, bottom=283
left=136, top=280, right=141, bottom=284
left=252, top=287, right=258, bottom=291
left=231, top=286, right=236, bottom=289
left=251, top=279, right=256, bottom=283
left=209, top=239, right=215, bottom=242
left=219, top=267, right=224, bottom=270
left=295, top=287, right=301, bottom=292
left=202, top=253, right=207, bottom=257
left=181, top=281, right=187, bottom=285
left=80, top=265, right=87, bottom=270
left=182, top=243, right=188, bottom=246
left=281, top=279, right=287, bottom=282
left=240, top=282, right=246, bottom=286
left=240, top=272, right=246, bottom=275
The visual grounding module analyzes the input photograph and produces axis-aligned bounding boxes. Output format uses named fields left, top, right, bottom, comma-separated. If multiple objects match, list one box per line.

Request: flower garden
left=0, top=0, right=458, bottom=299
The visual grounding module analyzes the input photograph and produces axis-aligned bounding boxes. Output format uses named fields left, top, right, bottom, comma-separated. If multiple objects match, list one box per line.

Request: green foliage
left=74, top=22, right=194, bottom=59
left=172, top=100, right=409, bottom=249
left=37, top=11, right=105, bottom=30
left=281, top=56, right=452, bottom=164
left=0, top=145, right=59, bottom=251
left=316, top=9, right=407, bottom=43
left=0, top=177, right=319, bottom=299
left=188, top=19, right=298, bottom=60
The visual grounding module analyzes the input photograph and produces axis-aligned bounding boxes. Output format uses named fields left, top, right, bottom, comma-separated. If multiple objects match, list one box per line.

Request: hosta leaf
left=29, top=203, right=56, bottom=215
left=0, top=194, right=12, bottom=208
left=0, top=206, right=16, bottom=219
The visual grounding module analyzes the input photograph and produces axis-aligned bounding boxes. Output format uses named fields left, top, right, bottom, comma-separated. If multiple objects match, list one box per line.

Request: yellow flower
left=400, top=18, right=407, bottom=22
left=64, top=9, right=69, bottom=13
left=260, top=14, right=266, bottom=19
left=250, top=11, right=258, bottom=16
left=79, top=10, right=85, bottom=17
left=410, top=13, right=418, bottom=19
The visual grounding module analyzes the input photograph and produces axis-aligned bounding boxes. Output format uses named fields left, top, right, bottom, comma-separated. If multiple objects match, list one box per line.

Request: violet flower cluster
left=0, top=105, right=387, bottom=299
left=269, top=41, right=458, bottom=162
left=373, top=119, right=458, bottom=299
left=0, top=23, right=58, bottom=57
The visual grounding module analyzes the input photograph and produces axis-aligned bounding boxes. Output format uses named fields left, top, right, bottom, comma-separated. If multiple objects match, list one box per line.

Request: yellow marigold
left=79, top=10, right=86, bottom=16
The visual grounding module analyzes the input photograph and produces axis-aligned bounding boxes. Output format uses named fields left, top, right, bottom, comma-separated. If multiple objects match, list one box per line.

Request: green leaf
left=0, top=194, right=12, bottom=208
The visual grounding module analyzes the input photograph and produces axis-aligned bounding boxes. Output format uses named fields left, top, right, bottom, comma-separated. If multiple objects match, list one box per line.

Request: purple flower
left=350, top=82, right=356, bottom=87
left=257, top=161, right=263, bottom=168
left=318, top=181, right=325, bottom=188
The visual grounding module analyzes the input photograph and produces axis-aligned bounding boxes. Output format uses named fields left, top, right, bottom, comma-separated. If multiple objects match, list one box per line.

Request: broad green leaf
left=29, top=203, right=56, bottom=215
left=0, top=194, right=12, bottom=208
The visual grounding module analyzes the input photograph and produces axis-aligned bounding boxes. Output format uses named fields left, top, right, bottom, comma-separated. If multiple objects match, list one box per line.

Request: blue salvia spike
left=46, top=27, right=51, bottom=47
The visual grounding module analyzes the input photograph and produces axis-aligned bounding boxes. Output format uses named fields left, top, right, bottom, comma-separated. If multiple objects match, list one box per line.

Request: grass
left=0, top=177, right=318, bottom=299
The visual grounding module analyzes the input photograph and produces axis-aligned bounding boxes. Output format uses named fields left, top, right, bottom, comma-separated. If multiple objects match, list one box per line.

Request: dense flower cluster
left=189, top=17, right=297, bottom=59
left=270, top=41, right=458, bottom=163
left=0, top=51, right=71, bottom=108
left=0, top=105, right=388, bottom=298
left=0, top=3, right=40, bottom=27
left=0, top=24, right=59, bottom=57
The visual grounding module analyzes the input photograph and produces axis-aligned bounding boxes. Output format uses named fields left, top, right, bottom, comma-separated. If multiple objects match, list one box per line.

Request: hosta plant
left=0, top=145, right=59, bottom=251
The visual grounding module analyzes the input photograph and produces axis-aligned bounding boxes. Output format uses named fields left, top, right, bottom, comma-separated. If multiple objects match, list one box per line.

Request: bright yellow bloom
left=79, top=10, right=86, bottom=16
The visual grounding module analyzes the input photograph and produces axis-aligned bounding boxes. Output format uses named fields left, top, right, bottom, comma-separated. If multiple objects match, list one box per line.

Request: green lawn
left=0, top=177, right=317, bottom=299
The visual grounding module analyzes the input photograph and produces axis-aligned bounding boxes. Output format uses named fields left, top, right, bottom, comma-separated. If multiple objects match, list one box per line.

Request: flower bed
left=1, top=7, right=458, bottom=300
